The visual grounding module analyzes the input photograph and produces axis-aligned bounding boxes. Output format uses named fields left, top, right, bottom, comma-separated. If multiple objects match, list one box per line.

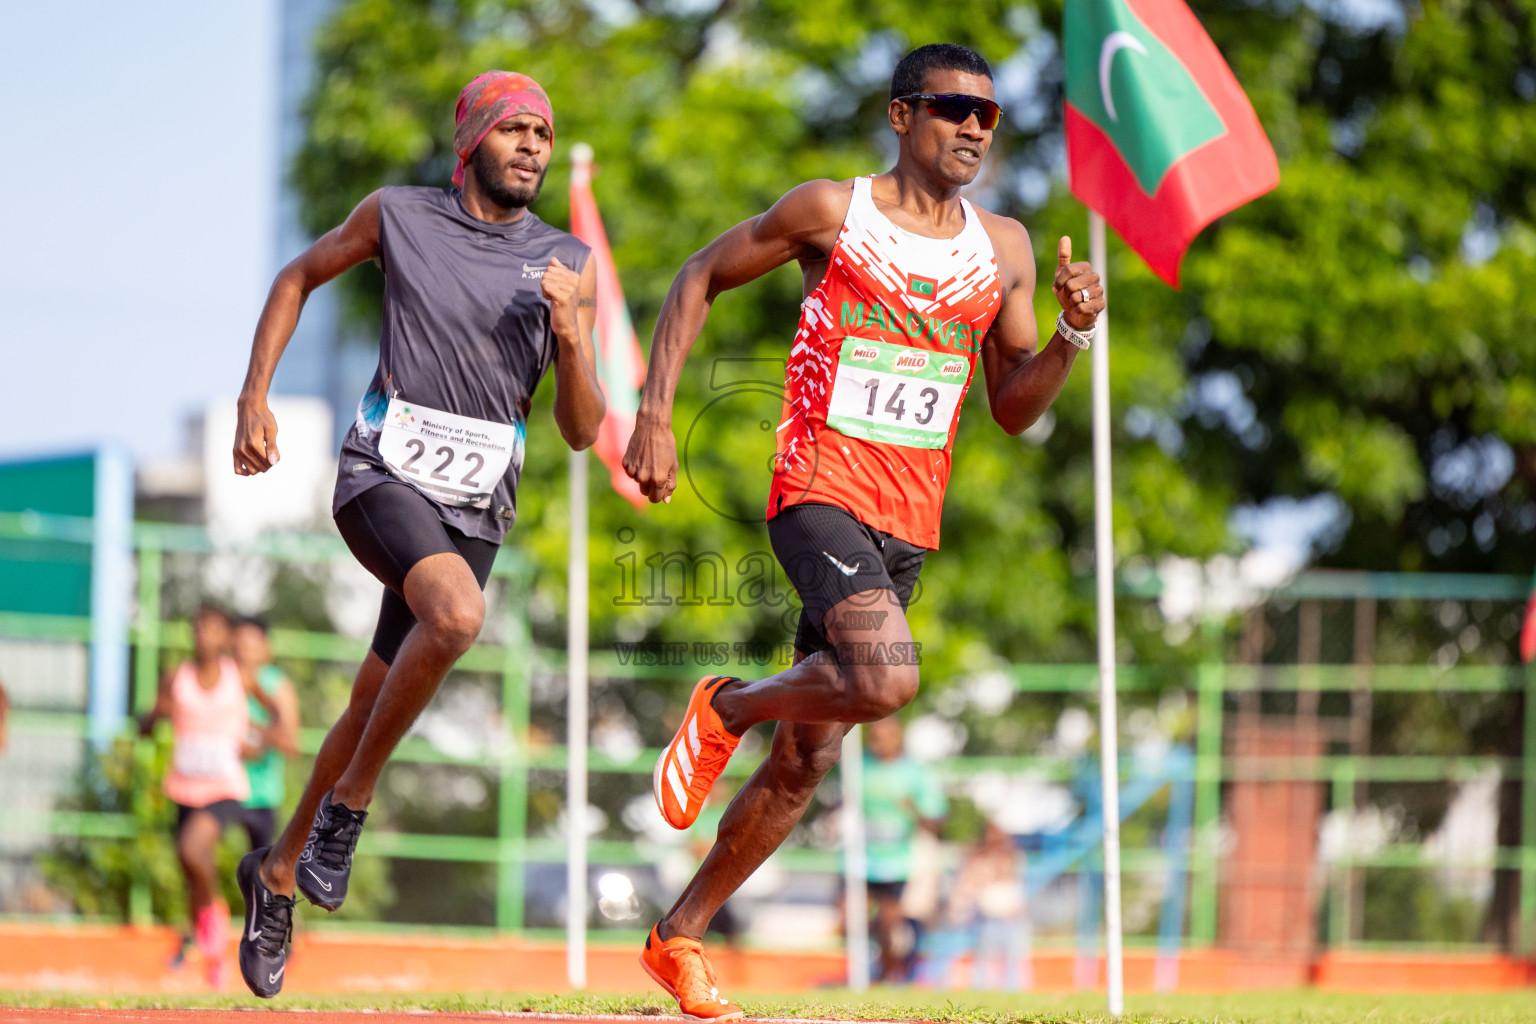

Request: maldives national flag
left=570, top=147, right=647, bottom=509
left=1064, top=0, right=1279, bottom=288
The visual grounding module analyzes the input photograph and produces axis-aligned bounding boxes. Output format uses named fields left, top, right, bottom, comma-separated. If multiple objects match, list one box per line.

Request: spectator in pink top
left=142, top=605, right=272, bottom=987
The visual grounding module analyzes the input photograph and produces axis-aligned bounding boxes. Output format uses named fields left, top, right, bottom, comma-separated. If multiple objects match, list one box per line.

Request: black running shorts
left=174, top=799, right=244, bottom=836
left=334, top=481, right=499, bottom=665
left=766, top=502, right=926, bottom=656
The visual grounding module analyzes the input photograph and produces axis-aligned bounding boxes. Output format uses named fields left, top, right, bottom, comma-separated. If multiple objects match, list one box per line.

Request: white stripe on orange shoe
left=677, top=731, right=696, bottom=782
left=666, top=758, right=689, bottom=808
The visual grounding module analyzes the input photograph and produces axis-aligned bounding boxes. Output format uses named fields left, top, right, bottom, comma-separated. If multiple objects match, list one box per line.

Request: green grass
left=4, top=989, right=1536, bottom=1023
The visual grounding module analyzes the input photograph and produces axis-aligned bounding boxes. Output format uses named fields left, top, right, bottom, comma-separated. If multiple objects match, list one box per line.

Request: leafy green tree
left=292, top=0, right=1225, bottom=684
left=1131, top=0, right=1536, bottom=947
left=293, top=0, right=1536, bottom=943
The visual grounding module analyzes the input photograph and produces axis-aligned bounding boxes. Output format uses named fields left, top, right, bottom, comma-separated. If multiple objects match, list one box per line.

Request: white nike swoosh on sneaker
left=822, top=551, right=861, bottom=576
left=268, top=966, right=284, bottom=984
left=246, top=881, right=262, bottom=941
left=306, top=867, right=333, bottom=892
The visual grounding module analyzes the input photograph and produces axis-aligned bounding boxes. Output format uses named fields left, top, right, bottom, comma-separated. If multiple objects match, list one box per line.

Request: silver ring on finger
left=1080, top=288, right=1090, bottom=303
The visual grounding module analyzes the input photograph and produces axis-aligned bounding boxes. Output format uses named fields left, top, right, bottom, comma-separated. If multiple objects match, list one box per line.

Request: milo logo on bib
left=827, top=337, right=970, bottom=450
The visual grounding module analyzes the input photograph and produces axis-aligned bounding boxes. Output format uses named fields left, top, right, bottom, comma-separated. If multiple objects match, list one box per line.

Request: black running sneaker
left=168, top=933, right=192, bottom=972
left=296, top=789, right=368, bottom=911
left=237, top=847, right=294, bottom=998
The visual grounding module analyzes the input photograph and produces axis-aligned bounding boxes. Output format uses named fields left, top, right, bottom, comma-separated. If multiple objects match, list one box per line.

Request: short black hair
left=233, top=615, right=269, bottom=634
left=890, top=43, right=993, bottom=102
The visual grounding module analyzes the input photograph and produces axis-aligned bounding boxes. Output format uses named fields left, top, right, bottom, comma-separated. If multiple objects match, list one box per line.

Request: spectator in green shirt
left=233, top=617, right=300, bottom=849
left=862, top=715, right=946, bottom=982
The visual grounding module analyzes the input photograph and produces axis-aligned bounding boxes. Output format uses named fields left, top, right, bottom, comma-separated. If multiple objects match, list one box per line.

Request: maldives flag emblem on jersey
left=908, top=275, right=937, bottom=298
left=1064, top=0, right=1279, bottom=287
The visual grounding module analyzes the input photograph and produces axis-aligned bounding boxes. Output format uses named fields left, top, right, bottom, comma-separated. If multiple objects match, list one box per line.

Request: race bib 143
left=826, top=337, right=969, bottom=449
left=378, top=397, right=518, bottom=509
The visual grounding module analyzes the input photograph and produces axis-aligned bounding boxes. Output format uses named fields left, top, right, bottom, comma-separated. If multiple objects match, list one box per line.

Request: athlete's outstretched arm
left=544, top=256, right=605, bottom=449
left=623, top=180, right=849, bottom=503
left=980, top=228, right=1103, bottom=435
left=234, top=191, right=384, bottom=476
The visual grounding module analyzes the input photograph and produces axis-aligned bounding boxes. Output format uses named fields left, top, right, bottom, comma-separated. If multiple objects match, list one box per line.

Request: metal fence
left=0, top=511, right=1532, bottom=953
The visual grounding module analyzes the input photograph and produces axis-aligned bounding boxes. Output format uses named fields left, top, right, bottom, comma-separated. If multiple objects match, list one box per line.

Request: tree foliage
left=294, top=0, right=1536, bottom=662
left=281, top=0, right=1536, bottom=943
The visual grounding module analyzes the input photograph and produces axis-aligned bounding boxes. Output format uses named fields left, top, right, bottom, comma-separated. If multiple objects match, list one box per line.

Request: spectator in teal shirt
left=862, top=716, right=946, bottom=982
left=233, top=618, right=300, bottom=850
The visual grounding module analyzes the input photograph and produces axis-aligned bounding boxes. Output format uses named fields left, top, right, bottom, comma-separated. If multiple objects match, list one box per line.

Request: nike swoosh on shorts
left=823, top=551, right=861, bottom=576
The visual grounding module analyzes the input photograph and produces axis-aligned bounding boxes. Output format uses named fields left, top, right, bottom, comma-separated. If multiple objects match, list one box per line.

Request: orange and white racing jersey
left=767, top=176, right=1002, bottom=549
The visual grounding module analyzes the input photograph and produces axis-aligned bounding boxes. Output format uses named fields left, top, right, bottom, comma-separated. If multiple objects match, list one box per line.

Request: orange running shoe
left=639, top=923, right=744, bottom=1022
left=654, top=675, right=742, bottom=830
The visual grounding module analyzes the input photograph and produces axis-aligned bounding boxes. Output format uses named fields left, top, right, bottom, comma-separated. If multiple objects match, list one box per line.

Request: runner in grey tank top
left=335, top=185, right=591, bottom=541
left=228, top=71, right=606, bottom=999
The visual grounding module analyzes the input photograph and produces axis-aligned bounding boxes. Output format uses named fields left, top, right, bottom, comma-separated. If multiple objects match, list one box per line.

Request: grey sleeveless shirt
left=332, top=186, right=591, bottom=543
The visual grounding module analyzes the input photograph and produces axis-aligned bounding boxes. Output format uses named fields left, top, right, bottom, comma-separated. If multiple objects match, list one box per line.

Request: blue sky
left=0, top=1, right=277, bottom=463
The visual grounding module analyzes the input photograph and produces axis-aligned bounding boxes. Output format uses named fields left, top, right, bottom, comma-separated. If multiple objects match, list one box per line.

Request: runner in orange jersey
left=623, top=42, right=1103, bottom=1019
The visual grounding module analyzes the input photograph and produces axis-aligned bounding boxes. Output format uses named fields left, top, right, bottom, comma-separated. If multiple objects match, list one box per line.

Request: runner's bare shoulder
left=767, top=178, right=857, bottom=255
left=971, top=205, right=1034, bottom=291
left=782, top=177, right=856, bottom=215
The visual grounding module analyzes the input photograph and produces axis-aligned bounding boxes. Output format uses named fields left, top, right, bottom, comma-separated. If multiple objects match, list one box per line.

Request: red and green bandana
left=451, top=71, right=554, bottom=187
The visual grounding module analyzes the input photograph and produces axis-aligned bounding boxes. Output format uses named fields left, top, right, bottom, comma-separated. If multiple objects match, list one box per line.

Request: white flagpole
left=1089, top=210, right=1125, bottom=1016
left=567, top=446, right=590, bottom=989
left=841, top=724, right=870, bottom=991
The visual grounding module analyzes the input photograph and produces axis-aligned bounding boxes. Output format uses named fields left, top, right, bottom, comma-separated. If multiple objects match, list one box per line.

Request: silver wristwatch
left=1055, top=310, right=1095, bottom=350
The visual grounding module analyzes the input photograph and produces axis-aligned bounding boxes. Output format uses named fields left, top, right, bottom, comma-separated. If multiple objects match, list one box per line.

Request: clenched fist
left=622, top=417, right=678, bottom=504
left=542, top=256, right=581, bottom=336
left=233, top=397, right=280, bottom=476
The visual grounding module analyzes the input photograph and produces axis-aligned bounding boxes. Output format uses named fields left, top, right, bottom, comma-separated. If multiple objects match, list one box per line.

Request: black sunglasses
left=898, top=93, right=1003, bottom=131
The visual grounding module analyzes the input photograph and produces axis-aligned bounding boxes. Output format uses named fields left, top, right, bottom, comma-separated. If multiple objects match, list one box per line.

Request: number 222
left=400, top=439, right=485, bottom=488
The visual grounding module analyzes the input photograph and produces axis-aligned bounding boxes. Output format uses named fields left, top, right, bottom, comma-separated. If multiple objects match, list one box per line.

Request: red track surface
left=2, top=1014, right=470, bottom=1024
left=2, top=924, right=1534, bottom=996
left=0, top=1013, right=629, bottom=1024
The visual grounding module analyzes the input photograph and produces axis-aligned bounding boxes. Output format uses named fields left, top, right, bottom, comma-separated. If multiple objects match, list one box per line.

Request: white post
left=1089, top=210, right=1125, bottom=1017
left=88, top=443, right=133, bottom=750
left=566, top=447, right=590, bottom=989
left=841, top=725, right=869, bottom=991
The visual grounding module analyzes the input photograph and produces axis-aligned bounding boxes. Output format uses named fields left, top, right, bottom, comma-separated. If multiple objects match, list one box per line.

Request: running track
left=0, top=1013, right=897, bottom=1024
left=1, top=1013, right=516, bottom=1024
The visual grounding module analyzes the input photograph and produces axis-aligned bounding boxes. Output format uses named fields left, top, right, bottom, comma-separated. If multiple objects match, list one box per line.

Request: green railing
left=0, top=512, right=1532, bottom=951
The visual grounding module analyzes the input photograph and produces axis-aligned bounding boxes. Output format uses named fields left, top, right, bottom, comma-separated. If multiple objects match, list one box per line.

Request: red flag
left=569, top=144, right=647, bottom=509
left=1520, top=585, right=1536, bottom=665
left=1064, top=0, right=1279, bottom=287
